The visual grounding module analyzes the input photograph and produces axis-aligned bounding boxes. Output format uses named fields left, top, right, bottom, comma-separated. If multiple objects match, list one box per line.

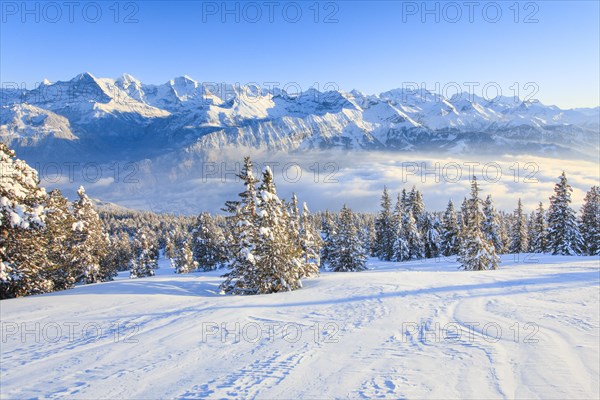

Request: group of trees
left=367, top=177, right=500, bottom=271
left=1, top=143, right=599, bottom=298
left=219, top=157, right=322, bottom=294
left=370, top=172, right=598, bottom=270
left=1, top=144, right=114, bottom=298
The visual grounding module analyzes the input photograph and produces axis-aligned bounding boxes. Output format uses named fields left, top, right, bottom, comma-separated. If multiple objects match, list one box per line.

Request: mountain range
left=1, top=72, right=599, bottom=166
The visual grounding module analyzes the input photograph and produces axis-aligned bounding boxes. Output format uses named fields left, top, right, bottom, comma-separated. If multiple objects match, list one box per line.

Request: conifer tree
left=530, top=202, right=548, bottom=253
left=192, top=212, right=228, bottom=271
left=510, top=199, right=529, bottom=254
left=0, top=143, right=51, bottom=298
left=129, top=228, right=158, bottom=278
left=391, top=193, right=406, bottom=261
left=174, top=240, right=198, bottom=274
left=220, top=157, right=260, bottom=294
left=459, top=197, right=469, bottom=240
left=422, top=213, right=441, bottom=259
left=458, top=176, right=500, bottom=270
left=253, top=167, right=304, bottom=293
left=111, top=230, right=134, bottom=271
left=329, top=205, right=367, bottom=272
left=361, top=216, right=377, bottom=257
left=441, top=200, right=460, bottom=256
left=44, top=189, right=77, bottom=290
left=547, top=172, right=582, bottom=255
left=320, top=210, right=336, bottom=266
left=580, top=186, right=600, bottom=255
left=72, top=186, right=111, bottom=283
left=374, top=187, right=394, bottom=261
left=404, top=209, right=423, bottom=260
left=299, top=202, right=322, bottom=277
left=482, top=195, right=503, bottom=253
left=165, top=231, right=176, bottom=260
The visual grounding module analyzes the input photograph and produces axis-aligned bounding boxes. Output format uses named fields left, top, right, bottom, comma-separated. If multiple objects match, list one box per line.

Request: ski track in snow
left=1, top=255, right=599, bottom=399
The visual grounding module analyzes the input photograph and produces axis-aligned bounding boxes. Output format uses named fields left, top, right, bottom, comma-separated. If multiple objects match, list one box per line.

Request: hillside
left=1, top=254, right=598, bottom=399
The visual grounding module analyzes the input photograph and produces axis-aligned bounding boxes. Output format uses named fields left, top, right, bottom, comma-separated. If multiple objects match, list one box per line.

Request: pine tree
left=129, top=228, right=158, bottom=278
left=422, top=213, right=442, bottom=259
left=459, top=197, right=469, bottom=242
left=498, top=212, right=511, bottom=254
left=547, top=172, right=583, bottom=255
left=458, top=176, right=500, bottom=271
left=530, top=202, right=548, bottom=253
left=174, top=240, right=198, bottom=274
left=192, top=212, right=227, bottom=271
left=320, top=210, right=336, bottom=266
left=0, top=143, right=52, bottom=298
left=374, top=187, right=394, bottom=261
left=482, top=195, right=503, bottom=253
left=253, top=167, right=304, bottom=293
left=220, top=157, right=260, bottom=294
left=391, top=193, right=406, bottom=261
left=580, top=186, right=600, bottom=255
left=361, top=216, right=376, bottom=257
left=410, top=186, right=425, bottom=225
left=403, top=209, right=423, bottom=260
left=526, top=211, right=536, bottom=252
left=299, top=202, right=322, bottom=278
left=72, top=186, right=111, bottom=283
left=44, top=189, right=78, bottom=291
left=111, top=230, right=134, bottom=271
left=165, top=231, right=176, bottom=260
left=510, top=199, right=529, bottom=254
left=441, top=200, right=460, bottom=256
left=329, top=205, right=367, bottom=272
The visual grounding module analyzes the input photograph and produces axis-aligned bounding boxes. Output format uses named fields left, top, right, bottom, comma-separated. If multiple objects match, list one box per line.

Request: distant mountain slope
left=1, top=72, right=598, bottom=164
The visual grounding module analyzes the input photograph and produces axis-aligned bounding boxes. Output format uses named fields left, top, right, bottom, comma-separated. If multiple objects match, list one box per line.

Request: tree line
left=1, top=144, right=598, bottom=298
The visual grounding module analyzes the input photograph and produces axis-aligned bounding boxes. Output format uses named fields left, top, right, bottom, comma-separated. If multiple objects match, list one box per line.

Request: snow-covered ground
left=1, top=255, right=599, bottom=399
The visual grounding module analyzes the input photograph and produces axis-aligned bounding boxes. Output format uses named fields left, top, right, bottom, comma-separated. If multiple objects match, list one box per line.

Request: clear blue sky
left=1, top=1, right=598, bottom=108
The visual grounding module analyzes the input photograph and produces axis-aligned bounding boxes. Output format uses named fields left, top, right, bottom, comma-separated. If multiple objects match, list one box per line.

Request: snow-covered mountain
left=1, top=72, right=599, bottom=164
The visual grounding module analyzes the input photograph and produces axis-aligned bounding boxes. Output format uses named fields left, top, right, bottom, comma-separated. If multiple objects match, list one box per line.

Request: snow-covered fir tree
left=71, top=186, right=111, bottom=284
left=107, top=230, right=134, bottom=272
left=547, top=172, right=582, bottom=255
left=404, top=208, right=424, bottom=260
left=44, top=189, right=78, bottom=291
left=374, top=187, right=394, bottom=261
left=441, top=200, right=460, bottom=256
left=252, top=166, right=304, bottom=293
left=174, top=240, right=198, bottom=274
left=422, top=213, right=441, bottom=259
left=459, top=197, right=469, bottom=239
left=165, top=231, right=176, bottom=260
left=192, top=212, right=228, bottom=271
left=299, top=202, right=322, bottom=278
left=409, top=186, right=425, bottom=227
left=360, top=216, right=376, bottom=257
left=526, top=211, right=536, bottom=252
left=391, top=193, right=406, bottom=261
left=498, top=213, right=511, bottom=254
left=320, top=210, right=336, bottom=266
left=529, top=202, right=548, bottom=253
left=329, top=205, right=367, bottom=272
left=220, top=157, right=260, bottom=294
left=510, top=199, right=529, bottom=254
left=458, top=176, right=500, bottom=271
left=482, top=195, right=503, bottom=254
left=129, top=228, right=159, bottom=278
left=579, top=186, right=600, bottom=255
left=0, top=143, right=51, bottom=298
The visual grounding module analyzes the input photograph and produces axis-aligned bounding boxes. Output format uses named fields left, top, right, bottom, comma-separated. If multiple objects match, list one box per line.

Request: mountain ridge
left=1, top=72, right=599, bottom=164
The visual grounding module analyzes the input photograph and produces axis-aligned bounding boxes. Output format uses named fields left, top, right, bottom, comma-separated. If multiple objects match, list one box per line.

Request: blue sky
left=1, top=1, right=598, bottom=108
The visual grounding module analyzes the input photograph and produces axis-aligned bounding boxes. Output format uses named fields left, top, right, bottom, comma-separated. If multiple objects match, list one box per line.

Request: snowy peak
left=1, top=73, right=599, bottom=162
